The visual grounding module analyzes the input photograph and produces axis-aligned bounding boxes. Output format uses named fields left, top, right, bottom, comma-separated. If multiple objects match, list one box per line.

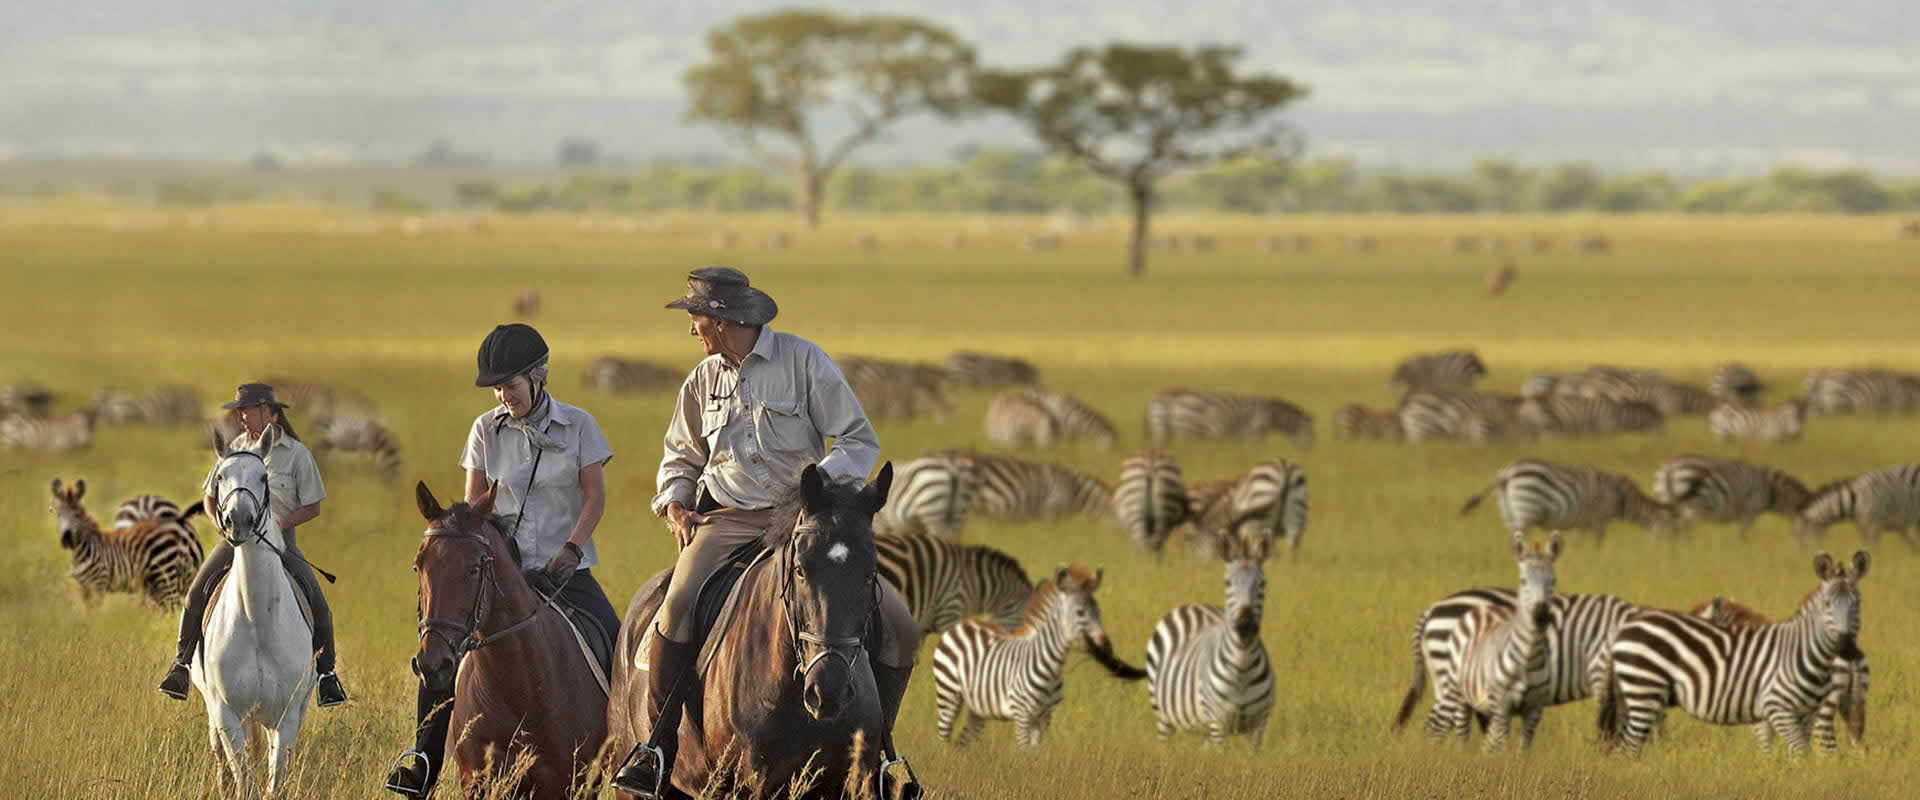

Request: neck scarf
left=498, top=390, right=566, bottom=452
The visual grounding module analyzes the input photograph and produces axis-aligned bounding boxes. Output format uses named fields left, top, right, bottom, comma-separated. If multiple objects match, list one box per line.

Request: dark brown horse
left=608, top=464, right=896, bottom=800
left=413, top=481, right=608, bottom=798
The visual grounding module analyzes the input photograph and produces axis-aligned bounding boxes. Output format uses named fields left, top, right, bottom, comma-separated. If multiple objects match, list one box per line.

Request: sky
left=2, top=1, right=1916, bottom=173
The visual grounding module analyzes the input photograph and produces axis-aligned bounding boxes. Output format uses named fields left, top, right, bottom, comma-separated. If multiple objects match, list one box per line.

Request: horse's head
left=49, top=477, right=89, bottom=550
left=208, top=428, right=277, bottom=548
left=411, top=480, right=504, bottom=691
left=778, top=462, right=891, bottom=722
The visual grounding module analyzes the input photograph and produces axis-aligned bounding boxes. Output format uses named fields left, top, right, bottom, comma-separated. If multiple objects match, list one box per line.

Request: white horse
left=192, top=428, right=316, bottom=798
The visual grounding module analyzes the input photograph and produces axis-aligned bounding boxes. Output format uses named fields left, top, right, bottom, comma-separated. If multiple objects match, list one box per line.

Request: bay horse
left=608, top=463, right=899, bottom=800
left=193, top=429, right=315, bottom=798
left=412, top=481, right=608, bottom=798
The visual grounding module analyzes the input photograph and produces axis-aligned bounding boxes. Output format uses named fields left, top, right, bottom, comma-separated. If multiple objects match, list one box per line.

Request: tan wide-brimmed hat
left=664, top=267, right=778, bottom=327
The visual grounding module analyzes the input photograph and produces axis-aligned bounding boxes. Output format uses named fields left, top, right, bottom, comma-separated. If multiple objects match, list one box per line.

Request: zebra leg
left=1483, top=710, right=1512, bottom=752
left=1735, top=517, right=1755, bottom=540
left=956, top=713, right=986, bottom=747
left=1618, top=697, right=1662, bottom=757
left=1766, top=706, right=1811, bottom=757
left=1518, top=707, right=1546, bottom=750
left=1751, top=721, right=1774, bottom=755
left=934, top=687, right=963, bottom=743
left=1811, top=692, right=1841, bottom=754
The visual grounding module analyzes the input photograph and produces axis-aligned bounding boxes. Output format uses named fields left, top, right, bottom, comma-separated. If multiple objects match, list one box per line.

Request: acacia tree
left=974, top=45, right=1306, bottom=275
left=684, top=10, right=976, bottom=228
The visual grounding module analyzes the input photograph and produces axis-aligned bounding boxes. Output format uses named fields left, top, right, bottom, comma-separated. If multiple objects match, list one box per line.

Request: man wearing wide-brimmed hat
left=614, top=267, right=921, bottom=798
left=159, top=382, right=348, bottom=707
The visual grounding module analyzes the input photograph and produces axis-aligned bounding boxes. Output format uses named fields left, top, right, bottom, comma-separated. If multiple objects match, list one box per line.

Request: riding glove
left=527, top=541, right=582, bottom=597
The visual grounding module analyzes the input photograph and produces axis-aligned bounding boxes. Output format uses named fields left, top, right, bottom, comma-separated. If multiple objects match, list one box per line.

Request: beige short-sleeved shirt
left=462, top=397, right=614, bottom=570
left=202, top=430, right=326, bottom=527
left=653, top=326, right=879, bottom=516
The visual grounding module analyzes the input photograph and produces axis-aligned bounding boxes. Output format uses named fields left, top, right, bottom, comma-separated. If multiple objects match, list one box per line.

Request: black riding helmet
left=474, top=323, right=550, bottom=387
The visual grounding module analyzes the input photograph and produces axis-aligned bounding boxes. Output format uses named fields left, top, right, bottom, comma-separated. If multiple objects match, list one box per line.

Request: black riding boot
left=870, top=659, right=924, bottom=800
left=385, top=683, right=455, bottom=798
left=612, top=632, right=699, bottom=799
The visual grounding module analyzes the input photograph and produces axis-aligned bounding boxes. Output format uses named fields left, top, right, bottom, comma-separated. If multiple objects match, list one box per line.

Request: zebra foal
left=49, top=478, right=205, bottom=608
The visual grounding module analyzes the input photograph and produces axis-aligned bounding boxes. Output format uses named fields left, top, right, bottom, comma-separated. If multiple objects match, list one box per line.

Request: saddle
left=547, top=591, right=615, bottom=692
left=203, top=567, right=314, bottom=639
left=636, top=540, right=772, bottom=675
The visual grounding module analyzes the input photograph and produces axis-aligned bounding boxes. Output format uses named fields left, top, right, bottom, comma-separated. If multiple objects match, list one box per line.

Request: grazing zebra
left=876, top=534, right=1032, bottom=633
left=1711, top=362, right=1766, bottom=406
left=1390, top=349, right=1487, bottom=392
left=1347, top=235, right=1375, bottom=253
left=1396, top=588, right=1640, bottom=742
left=1517, top=395, right=1663, bottom=437
left=840, top=356, right=949, bottom=391
left=1571, top=368, right=1716, bottom=417
left=853, top=377, right=954, bottom=423
left=583, top=356, right=680, bottom=393
left=1708, top=399, right=1806, bottom=443
left=1804, top=369, right=1920, bottom=415
left=1653, top=455, right=1811, bottom=539
left=49, top=478, right=205, bottom=608
left=1523, top=236, right=1550, bottom=252
left=1332, top=403, right=1403, bottom=440
left=1599, top=551, right=1869, bottom=757
left=1444, top=234, right=1479, bottom=252
left=1021, top=387, right=1117, bottom=448
left=874, top=450, right=975, bottom=539
left=972, top=454, right=1114, bottom=525
left=261, top=376, right=378, bottom=417
left=2, top=409, right=96, bottom=451
left=932, top=565, right=1142, bottom=746
left=94, top=385, right=202, bottom=424
left=943, top=351, right=1040, bottom=388
left=309, top=415, right=402, bottom=483
left=115, top=494, right=184, bottom=529
left=1187, top=461, right=1308, bottom=559
left=1145, top=390, right=1313, bottom=449
left=1, top=380, right=56, bottom=417
left=986, top=387, right=1116, bottom=449
left=1396, top=390, right=1524, bottom=443
left=1146, top=534, right=1273, bottom=747
left=1262, top=234, right=1308, bottom=253
left=1572, top=234, right=1610, bottom=253
left=1112, top=453, right=1190, bottom=554
left=1795, top=464, right=1920, bottom=549
left=1485, top=263, right=1517, bottom=295
left=1460, top=460, right=1679, bottom=540
left=1688, top=596, right=1869, bottom=753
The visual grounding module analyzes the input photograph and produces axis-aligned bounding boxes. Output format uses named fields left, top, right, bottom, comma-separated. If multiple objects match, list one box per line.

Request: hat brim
left=222, top=399, right=289, bottom=410
left=665, top=288, right=777, bottom=326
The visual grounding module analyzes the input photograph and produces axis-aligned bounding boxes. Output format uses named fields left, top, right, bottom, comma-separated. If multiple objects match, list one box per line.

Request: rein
left=778, top=524, right=873, bottom=680
left=212, top=450, right=337, bottom=583
left=417, top=526, right=545, bottom=661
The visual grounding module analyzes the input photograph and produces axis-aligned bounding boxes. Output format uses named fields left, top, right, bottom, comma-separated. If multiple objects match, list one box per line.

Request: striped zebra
left=1020, top=387, right=1117, bottom=448
left=49, top=478, right=205, bottom=608
left=972, top=454, right=1114, bottom=525
left=1652, top=455, right=1811, bottom=539
left=1187, top=461, right=1308, bottom=559
left=942, top=351, right=1040, bottom=388
left=1146, top=534, right=1273, bottom=747
left=838, top=356, right=949, bottom=391
left=1707, top=399, right=1806, bottom=443
left=115, top=494, right=185, bottom=529
left=873, top=450, right=975, bottom=539
left=1599, top=551, right=1870, bottom=757
left=2, top=409, right=96, bottom=451
left=1711, top=362, right=1766, bottom=406
left=1688, top=596, right=1869, bottom=753
left=1112, top=453, right=1190, bottom=554
left=931, top=565, right=1142, bottom=746
left=1145, top=390, right=1313, bottom=449
left=1390, top=349, right=1486, bottom=392
left=1, top=380, right=56, bottom=417
left=1552, top=367, right=1715, bottom=417
left=1332, top=403, right=1403, bottom=440
left=1461, top=460, right=1679, bottom=540
left=310, top=415, right=402, bottom=484
left=1804, top=368, right=1920, bottom=416
left=1794, top=464, right=1920, bottom=549
left=1397, top=390, right=1524, bottom=443
left=582, top=355, right=680, bottom=393
left=1516, top=394, right=1663, bottom=437
left=853, top=376, right=954, bottom=423
left=262, top=376, right=379, bottom=417
left=986, top=387, right=1116, bottom=449
left=876, top=534, right=1032, bottom=633
left=94, top=385, right=202, bottom=424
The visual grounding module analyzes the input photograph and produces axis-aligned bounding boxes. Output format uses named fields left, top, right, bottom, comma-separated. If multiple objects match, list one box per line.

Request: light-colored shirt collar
left=488, top=395, right=577, bottom=427
left=722, top=325, right=779, bottom=368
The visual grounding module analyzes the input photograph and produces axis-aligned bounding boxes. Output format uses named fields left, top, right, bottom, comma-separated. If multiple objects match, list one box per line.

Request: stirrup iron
left=384, top=750, right=431, bottom=796
left=611, top=742, right=666, bottom=798
left=877, top=754, right=921, bottom=800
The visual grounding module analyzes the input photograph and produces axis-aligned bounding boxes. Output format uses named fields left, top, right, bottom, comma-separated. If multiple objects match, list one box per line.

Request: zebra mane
left=1005, top=580, right=1061, bottom=635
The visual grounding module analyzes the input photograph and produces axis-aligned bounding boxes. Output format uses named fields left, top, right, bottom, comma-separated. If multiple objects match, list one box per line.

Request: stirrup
left=384, top=750, right=431, bottom=796
left=610, top=743, right=666, bottom=798
left=876, top=754, right=922, bottom=800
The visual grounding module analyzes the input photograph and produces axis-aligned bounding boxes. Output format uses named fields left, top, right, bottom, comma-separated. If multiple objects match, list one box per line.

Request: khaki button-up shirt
left=203, top=430, right=326, bottom=529
left=654, top=327, right=879, bottom=515
left=462, top=397, right=614, bottom=570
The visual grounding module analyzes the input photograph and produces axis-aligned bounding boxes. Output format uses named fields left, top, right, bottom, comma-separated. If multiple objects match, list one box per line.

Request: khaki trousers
left=651, top=506, right=920, bottom=667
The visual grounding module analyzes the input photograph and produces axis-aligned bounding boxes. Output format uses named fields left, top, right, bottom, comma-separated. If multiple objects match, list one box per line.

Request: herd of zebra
left=1, top=377, right=404, bottom=483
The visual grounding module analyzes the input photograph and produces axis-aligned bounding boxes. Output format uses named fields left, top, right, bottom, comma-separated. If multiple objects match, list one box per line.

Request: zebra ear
left=50, top=477, right=62, bottom=499
left=1090, top=566, right=1103, bottom=590
left=1547, top=532, right=1564, bottom=559
left=1511, top=531, right=1527, bottom=559
left=72, top=478, right=85, bottom=500
left=1052, top=564, right=1070, bottom=587
left=415, top=481, right=444, bottom=522
left=1813, top=552, right=1834, bottom=580
left=1851, top=551, right=1870, bottom=580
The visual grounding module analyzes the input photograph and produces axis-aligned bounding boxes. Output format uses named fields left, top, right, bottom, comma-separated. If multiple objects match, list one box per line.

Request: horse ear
left=1813, top=552, right=1833, bottom=580
left=1851, top=550, right=1870, bottom=580
left=800, top=463, right=828, bottom=509
left=474, top=480, right=499, bottom=517
left=210, top=427, right=230, bottom=457
left=415, top=481, right=444, bottom=521
left=862, top=462, right=894, bottom=514
left=255, top=424, right=278, bottom=453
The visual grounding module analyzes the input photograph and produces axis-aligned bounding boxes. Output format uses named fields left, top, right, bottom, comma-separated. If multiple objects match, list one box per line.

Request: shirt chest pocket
left=268, top=471, right=297, bottom=512
left=531, top=445, right=581, bottom=490
left=757, top=393, right=813, bottom=452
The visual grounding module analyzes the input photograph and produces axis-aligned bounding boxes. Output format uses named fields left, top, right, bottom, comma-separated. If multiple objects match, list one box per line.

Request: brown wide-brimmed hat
left=222, top=382, right=289, bottom=410
left=664, top=267, right=778, bottom=327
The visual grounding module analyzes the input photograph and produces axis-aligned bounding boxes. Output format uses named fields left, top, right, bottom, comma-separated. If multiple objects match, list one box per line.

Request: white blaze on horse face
left=827, top=542, right=850, bottom=564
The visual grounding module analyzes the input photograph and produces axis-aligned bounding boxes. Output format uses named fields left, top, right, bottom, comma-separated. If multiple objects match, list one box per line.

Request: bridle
left=416, top=522, right=543, bottom=665
left=778, top=523, right=875, bottom=682
left=212, top=451, right=272, bottom=548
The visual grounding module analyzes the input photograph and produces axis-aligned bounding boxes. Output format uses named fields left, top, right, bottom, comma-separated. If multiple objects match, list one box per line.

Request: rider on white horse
left=161, top=382, right=347, bottom=707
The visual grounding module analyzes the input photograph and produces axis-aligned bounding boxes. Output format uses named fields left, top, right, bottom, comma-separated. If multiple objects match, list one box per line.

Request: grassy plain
left=2, top=206, right=1917, bottom=798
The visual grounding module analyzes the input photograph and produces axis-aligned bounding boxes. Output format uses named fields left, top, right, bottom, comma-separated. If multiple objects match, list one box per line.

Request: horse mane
left=759, top=474, right=875, bottom=552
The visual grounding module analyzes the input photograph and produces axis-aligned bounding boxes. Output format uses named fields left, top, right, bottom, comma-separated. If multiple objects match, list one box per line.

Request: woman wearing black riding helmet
left=386, top=323, right=619, bottom=798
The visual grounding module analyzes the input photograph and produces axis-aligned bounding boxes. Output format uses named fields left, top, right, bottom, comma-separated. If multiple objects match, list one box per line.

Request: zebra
left=943, top=351, right=1040, bottom=388
left=2, top=408, right=96, bottom=451
left=115, top=494, right=185, bottom=529
left=873, top=449, right=975, bottom=538
left=1711, top=362, right=1766, bottom=406
left=1146, top=534, right=1273, bottom=747
left=1599, top=551, right=1870, bottom=757
left=1460, top=459, right=1679, bottom=541
left=875, top=534, right=1032, bottom=633
left=1804, top=369, right=1920, bottom=415
left=1572, top=234, right=1610, bottom=253
left=1020, top=387, right=1117, bottom=448
left=1332, top=403, right=1403, bottom=440
left=1144, top=390, right=1313, bottom=449
left=1652, top=455, right=1812, bottom=539
left=1396, top=390, right=1524, bottom=443
left=49, top=478, right=205, bottom=608
left=984, top=390, right=1061, bottom=449
left=1390, top=349, right=1487, bottom=392
left=1395, top=588, right=1640, bottom=743
left=1348, top=235, right=1376, bottom=253
left=1707, top=399, right=1806, bottom=443
left=1573, top=368, right=1716, bottom=417
left=1688, top=596, right=1869, bottom=753
left=1023, top=234, right=1064, bottom=251
left=582, top=356, right=680, bottom=393
left=1187, top=461, right=1308, bottom=559
left=972, top=454, right=1114, bottom=525
left=94, top=385, right=202, bottom=424
left=854, top=376, right=954, bottom=423
left=309, top=415, right=402, bottom=484
left=1794, top=464, right=1920, bottom=550
left=1516, top=394, right=1663, bottom=437
left=1112, top=453, right=1190, bottom=554
left=0, top=380, right=56, bottom=417
left=1262, top=234, right=1308, bottom=253
left=931, top=565, right=1142, bottom=746
left=840, top=356, right=949, bottom=391
left=261, top=376, right=378, bottom=417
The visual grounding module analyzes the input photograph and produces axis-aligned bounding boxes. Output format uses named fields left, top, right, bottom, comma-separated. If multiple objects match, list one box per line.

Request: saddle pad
left=697, top=547, right=776, bottom=676
left=544, top=595, right=611, bottom=696
left=203, top=568, right=314, bottom=637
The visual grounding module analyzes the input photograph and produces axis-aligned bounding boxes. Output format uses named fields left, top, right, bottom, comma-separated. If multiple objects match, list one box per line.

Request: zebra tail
left=1392, top=612, right=1429, bottom=732
left=179, top=501, right=206, bottom=522
left=1459, top=481, right=1500, bottom=516
left=1594, top=656, right=1623, bottom=746
left=1085, top=637, right=1147, bottom=681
